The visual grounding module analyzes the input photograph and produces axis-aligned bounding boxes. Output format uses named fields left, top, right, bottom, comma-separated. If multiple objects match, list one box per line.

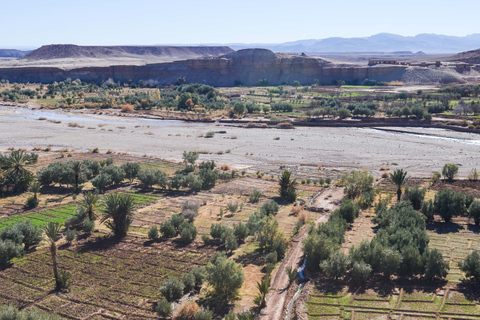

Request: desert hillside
left=449, top=48, right=480, bottom=64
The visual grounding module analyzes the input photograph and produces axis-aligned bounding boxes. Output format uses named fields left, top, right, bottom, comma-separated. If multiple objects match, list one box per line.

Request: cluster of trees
left=385, top=105, right=432, bottom=120
left=0, top=305, right=62, bottom=320
left=0, top=150, right=38, bottom=194
left=155, top=213, right=198, bottom=243
left=339, top=170, right=375, bottom=209
left=0, top=221, right=42, bottom=265
left=170, top=152, right=219, bottom=192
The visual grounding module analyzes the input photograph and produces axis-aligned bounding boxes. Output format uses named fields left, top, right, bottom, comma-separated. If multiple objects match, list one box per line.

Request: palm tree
left=79, top=191, right=100, bottom=221
left=30, top=181, right=41, bottom=201
left=285, top=266, right=298, bottom=287
left=237, top=311, right=257, bottom=320
left=278, top=170, right=297, bottom=202
left=1, top=150, right=38, bottom=192
left=69, top=161, right=85, bottom=193
left=101, top=193, right=136, bottom=237
left=42, top=222, right=62, bottom=290
left=389, top=169, right=409, bottom=202
left=254, top=275, right=272, bottom=308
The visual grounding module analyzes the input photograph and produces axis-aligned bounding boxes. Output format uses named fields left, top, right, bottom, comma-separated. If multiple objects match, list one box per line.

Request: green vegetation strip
left=0, top=191, right=161, bottom=230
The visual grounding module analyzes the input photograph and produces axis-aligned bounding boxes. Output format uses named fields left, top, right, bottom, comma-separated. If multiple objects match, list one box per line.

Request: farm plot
left=0, top=235, right=216, bottom=319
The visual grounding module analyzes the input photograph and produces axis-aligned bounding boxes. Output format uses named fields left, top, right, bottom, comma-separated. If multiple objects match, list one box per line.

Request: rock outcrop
left=0, top=49, right=466, bottom=85
left=449, top=48, right=480, bottom=64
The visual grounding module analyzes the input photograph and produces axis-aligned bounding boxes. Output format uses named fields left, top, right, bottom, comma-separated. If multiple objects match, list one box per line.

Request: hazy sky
left=1, top=0, right=478, bottom=48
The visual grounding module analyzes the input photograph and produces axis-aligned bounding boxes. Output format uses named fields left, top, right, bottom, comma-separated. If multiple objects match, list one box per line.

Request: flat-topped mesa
left=22, top=44, right=234, bottom=61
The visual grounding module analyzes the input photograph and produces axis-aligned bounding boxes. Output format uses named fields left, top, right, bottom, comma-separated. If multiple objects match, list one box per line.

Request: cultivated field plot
left=0, top=235, right=216, bottom=319
left=307, top=285, right=480, bottom=319
left=0, top=191, right=161, bottom=231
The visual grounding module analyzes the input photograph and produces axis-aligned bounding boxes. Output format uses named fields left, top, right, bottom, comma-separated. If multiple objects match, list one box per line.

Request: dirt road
left=258, top=187, right=344, bottom=320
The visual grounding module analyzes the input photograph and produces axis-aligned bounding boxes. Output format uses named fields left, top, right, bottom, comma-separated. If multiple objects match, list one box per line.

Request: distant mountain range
left=225, top=33, right=480, bottom=54
left=0, top=49, right=31, bottom=58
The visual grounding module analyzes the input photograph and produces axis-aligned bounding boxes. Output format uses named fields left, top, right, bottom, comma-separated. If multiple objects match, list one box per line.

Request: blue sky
left=1, top=0, right=478, bottom=48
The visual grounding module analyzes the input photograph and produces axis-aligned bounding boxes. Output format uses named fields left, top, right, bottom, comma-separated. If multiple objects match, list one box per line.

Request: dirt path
left=258, top=187, right=344, bottom=320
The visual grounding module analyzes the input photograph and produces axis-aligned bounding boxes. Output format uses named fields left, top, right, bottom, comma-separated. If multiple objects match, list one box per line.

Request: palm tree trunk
left=51, top=244, right=60, bottom=290
left=397, top=188, right=402, bottom=202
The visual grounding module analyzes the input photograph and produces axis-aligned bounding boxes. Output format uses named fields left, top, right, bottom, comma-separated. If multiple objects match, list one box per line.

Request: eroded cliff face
left=0, top=49, right=463, bottom=85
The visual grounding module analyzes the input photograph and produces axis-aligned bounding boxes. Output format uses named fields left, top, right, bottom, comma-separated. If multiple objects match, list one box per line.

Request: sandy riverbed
left=0, top=106, right=479, bottom=178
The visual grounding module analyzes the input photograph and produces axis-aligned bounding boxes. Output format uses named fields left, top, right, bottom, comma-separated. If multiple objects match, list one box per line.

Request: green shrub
left=14, top=221, right=42, bottom=250
left=442, top=163, right=459, bottom=181
left=205, top=131, right=215, bottom=138
left=193, top=308, right=213, bottom=320
left=469, top=201, right=480, bottom=225
left=351, top=261, right=372, bottom=286
left=58, top=271, right=72, bottom=291
left=101, top=165, right=125, bottom=185
left=265, top=251, right=278, bottom=265
left=180, top=223, right=197, bottom=243
left=421, top=199, right=435, bottom=223
left=224, top=230, right=238, bottom=252
left=160, top=221, right=176, bottom=238
left=249, top=189, right=262, bottom=203
left=404, top=187, right=426, bottom=210
left=0, top=240, right=23, bottom=265
left=206, top=251, right=245, bottom=300
left=379, top=248, right=402, bottom=278
left=155, top=298, right=172, bottom=318
left=159, top=277, right=184, bottom=302
left=233, top=222, right=249, bottom=243
left=320, top=251, right=350, bottom=280
left=25, top=195, right=39, bottom=209
left=210, top=223, right=227, bottom=240
left=182, top=272, right=196, bottom=293
left=91, top=173, right=111, bottom=193
left=170, top=214, right=185, bottom=232
left=138, top=170, right=168, bottom=188
left=148, top=226, right=159, bottom=240
left=434, top=188, right=466, bottom=222
left=336, top=199, right=359, bottom=223
left=260, top=201, right=280, bottom=216
left=121, top=162, right=140, bottom=182
left=0, top=305, right=62, bottom=319
left=459, top=251, right=480, bottom=283
left=190, top=266, right=207, bottom=287
left=201, top=233, right=210, bottom=244
left=83, top=218, right=95, bottom=234
left=65, top=228, right=76, bottom=243
left=227, top=202, right=238, bottom=213
left=424, top=248, right=449, bottom=281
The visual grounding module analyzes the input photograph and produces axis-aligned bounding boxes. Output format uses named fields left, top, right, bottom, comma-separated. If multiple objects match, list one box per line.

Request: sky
left=1, top=0, right=479, bottom=48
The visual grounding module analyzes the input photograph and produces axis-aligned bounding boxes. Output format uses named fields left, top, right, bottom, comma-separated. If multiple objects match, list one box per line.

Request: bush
left=469, top=201, right=480, bottom=225
left=180, top=223, right=197, bottom=243
left=351, top=261, right=372, bottom=286
left=233, top=222, right=249, bottom=243
left=206, top=251, right=245, bottom=300
left=138, top=170, right=168, bottom=188
left=210, top=223, right=227, bottom=240
left=83, top=218, right=95, bottom=234
left=121, top=162, right=140, bottom=182
left=224, top=230, right=238, bottom=252
left=58, top=271, right=72, bottom=291
left=160, top=221, right=176, bottom=238
left=404, top=187, right=426, bottom=210
left=424, top=248, right=449, bottom=281
left=260, top=201, right=280, bottom=216
left=0, top=305, right=62, bottom=320
left=205, top=131, right=215, bottom=138
left=148, top=226, right=159, bottom=240
left=190, top=266, right=207, bottom=287
left=421, top=199, right=435, bottom=223
left=249, top=189, right=262, bottom=203
left=65, top=228, right=76, bottom=243
left=91, top=173, right=111, bottom=193
left=193, top=308, right=213, bottom=320
left=379, top=248, right=402, bottom=278
left=459, top=251, right=480, bottom=283
left=182, top=272, right=196, bottom=293
left=320, top=251, right=350, bottom=279
left=336, top=199, right=359, bottom=223
left=227, top=202, right=238, bottom=213
left=0, top=239, right=23, bottom=265
left=170, top=214, right=185, bottom=232
left=182, top=200, right=199, bottom=222
left=14, top=221, right=42, bottom=250
left=265, top=251, right=278, bottom=265
left=442, top=163, right=459, bottom=181
left=25, top=195, right=39, bottom=209
left=303, top=233, right=340, bottom=270
left=160, top=277, right=184, bottom=301
left=201, top=233, right=209, bottom=244
left=156, top=298, right=172, bottom=318
left=434, top=188, right=466, bottom=222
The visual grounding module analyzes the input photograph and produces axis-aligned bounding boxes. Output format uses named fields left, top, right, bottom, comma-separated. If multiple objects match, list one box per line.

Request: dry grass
left=220, top=164, right=231, bottom=171
left=120, top=104, right=134, bottom=113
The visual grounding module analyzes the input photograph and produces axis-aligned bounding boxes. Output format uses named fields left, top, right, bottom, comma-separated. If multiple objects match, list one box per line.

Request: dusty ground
left=1, top=105, right=480, bottom=179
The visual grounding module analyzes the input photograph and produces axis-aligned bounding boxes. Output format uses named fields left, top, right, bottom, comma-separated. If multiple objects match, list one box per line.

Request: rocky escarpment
left=0, top=49, right=466, bottom=85
left=22, top=44, right=234, bottom=61
left=449, top=48, right=480, bottom=64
